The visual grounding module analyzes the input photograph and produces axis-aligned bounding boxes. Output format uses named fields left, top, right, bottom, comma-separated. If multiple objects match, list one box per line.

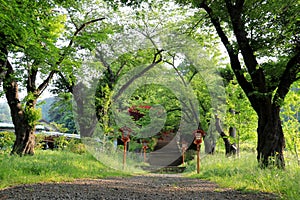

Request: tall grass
left=0, top=150, right=128, bottom=189
left=186, top=152, right=300, bottom=200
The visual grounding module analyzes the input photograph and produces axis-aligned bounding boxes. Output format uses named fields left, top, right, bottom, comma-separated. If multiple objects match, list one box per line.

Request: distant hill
left=0, top=102, right=11, bottom=122
left=37, top=97, right=56, bottom=122
left=0, top=97, right=56, bottom=123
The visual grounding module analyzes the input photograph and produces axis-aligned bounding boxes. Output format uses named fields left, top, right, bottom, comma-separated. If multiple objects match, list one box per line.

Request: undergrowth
left=186, top=152, right=300, bottom=200
left=0, top=150, right=128, bottom=189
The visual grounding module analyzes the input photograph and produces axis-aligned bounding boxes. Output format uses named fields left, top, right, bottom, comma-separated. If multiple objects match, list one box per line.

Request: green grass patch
left=186, top=153, right=300, bottom=200
left=0, top=150, right=129, bottom=189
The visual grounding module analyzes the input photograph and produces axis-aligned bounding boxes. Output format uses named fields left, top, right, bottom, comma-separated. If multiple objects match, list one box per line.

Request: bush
left=54, top=135, right=69, bottom=150
left=53, top=136, right=86, bottom=154
left=67, top=139, right=87, bottom=154
left=34, top=133, right=47, bottom=150
left=0, top=132, right=15, bottom=153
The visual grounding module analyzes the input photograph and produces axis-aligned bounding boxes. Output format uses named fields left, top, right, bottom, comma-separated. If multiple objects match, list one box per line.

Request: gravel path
left=0, top=174, right=279, bottom=200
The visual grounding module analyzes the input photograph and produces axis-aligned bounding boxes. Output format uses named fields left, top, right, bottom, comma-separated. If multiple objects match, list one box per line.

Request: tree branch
left=113, top=49, right=163, bottom=101
left=200, top=2, right=253, bottom=95
left=36, top=17, right=105, bottom=97
left=165, top=53, right=201, bottom=127
left=61, top=17, right=105, bottom=61
left=224, top=0, right=266, bottom=93
left=274, top=49, right=300, bottom=103
left=3, top=60, right=22, bottom=110
left=26, top=66, right=38, bottom=94
left=57, top=71, right=74, bottom=93
left=116, top=61, right=127, bottom=78
left=95, top=49, right=115, bottom=83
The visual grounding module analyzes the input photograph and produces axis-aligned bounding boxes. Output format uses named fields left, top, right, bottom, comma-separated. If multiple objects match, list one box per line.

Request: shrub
left=54, top=135, right=69, bottom=150
left=0, top=132, right=15, bottom=153
left=67, top=139, right=87, bottom=154
left=34, top=133, right=47, bottom=150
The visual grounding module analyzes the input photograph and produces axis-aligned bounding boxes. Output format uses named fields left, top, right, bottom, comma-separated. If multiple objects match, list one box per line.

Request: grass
left=185, top=152, right=300, bottom=200
left=2, top=148, right=300, bottom=200
left=0, top=150, right=129, bottom=189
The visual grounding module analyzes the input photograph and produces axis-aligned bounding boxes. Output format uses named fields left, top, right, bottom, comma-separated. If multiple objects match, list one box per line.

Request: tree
left=48, top=93, right=76, bottom=134
left=90, top=2, right=204, bottom=139
left=281, top=80, right=300, bottom=165
left=0, top=0, right=107, bottom=155
left=176, top=0, right=300, bottom=168
left=117, top=0, right=299, bottom=167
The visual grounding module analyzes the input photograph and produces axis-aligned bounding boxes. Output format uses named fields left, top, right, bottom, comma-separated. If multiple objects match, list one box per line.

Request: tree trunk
left=204, top=129, right=216, bottom=154
left=3, top=59, right=36, bottom=155
left=8, top=97, right=37, bottom=155
left=11, top=122, right=35, bottom=155
left=8, top=98, right=36, bottom=155
left=215, top=115, right=236, bottom=156
left=73, top=82, right=97, bottom=137
left=256, top=105, right=285, bottom=168
left=0, top=40, right=8, bottom=85
left=204, top=136, right=216, bottom=154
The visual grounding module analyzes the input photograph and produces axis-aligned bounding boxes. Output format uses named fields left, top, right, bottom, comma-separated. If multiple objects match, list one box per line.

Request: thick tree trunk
left=8, top=99, right=36, bottom=155
left=256, top=105, right=285, bottom=168
left=3, top=58, right=36, bottom=155
left=8, top=98, right=37, bottom=155
left=11, top=123, right=35, bottom=155
left=73, top=82, right=97, bottom=137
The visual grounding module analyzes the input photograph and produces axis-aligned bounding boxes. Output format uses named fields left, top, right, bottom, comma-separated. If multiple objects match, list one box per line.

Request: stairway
left=149, top=134, right=182, bottom=166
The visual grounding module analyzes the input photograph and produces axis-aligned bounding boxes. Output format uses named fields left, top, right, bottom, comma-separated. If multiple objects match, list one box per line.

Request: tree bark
left=11, top=121, right=36, bottom=155
left=198, top=1, right=298, bottom=168
left=0, top=37, right=8, bottom=85
left=255, top=102, right=285, bottom=168
left=4, top=62, right=36, bottom=155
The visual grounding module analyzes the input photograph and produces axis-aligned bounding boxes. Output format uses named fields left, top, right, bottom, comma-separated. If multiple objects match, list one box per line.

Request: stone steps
left=149, top=138, right=182, bottom=166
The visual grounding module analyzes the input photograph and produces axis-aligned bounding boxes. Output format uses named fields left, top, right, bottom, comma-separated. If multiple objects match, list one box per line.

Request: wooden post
left=123, top=141, right=127, bottom=169
left=120, top=126, right=131, bottom=170
left=143, top=146, right=147, bottom=162
left=193, top=129, right=205, bottom=174
left=182, top=150, right=185, bottom=165
left=197, top=144, right=200, bottom=174
left=182, top=141, right=187, bottom=165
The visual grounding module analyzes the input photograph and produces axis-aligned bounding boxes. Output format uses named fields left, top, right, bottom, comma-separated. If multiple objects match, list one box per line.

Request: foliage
left=53, top=135, right=87, bottom=154
left=129, top=83, right=181, bottom=135
left=0, top=0, right=111, bottom=154
left=0, top=132, right=15, bottom=154
left=281, top=80, right=300, bottom=155
left=37, top=97, right=56, bottom=122
left=34, top=133, right=47, bottom=150
left=187, top=153, right=300, bottom=200
left=172, top=0, right=300, bottom=168
left=224, top=78, right=257, bottom=151
left=24, top=107, right=42, bottom=127
left=53, top=136, right=69, bottom=150
left=55, top=136, right=86, bottom=154
left=48, top=93, right=76, bottom=133
left=0, top=150, right=128, bottom=189
left=67, top=141, right=87, bottom=155
left=50, top=122, right=69, bottom=133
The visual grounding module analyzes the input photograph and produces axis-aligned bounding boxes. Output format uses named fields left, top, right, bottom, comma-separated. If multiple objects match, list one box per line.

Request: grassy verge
left=0, top=150, right=129, bottom=189
left=185, top=152, right=300, bottom=200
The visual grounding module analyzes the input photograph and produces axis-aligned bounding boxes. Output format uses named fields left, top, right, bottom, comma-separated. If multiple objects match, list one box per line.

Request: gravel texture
left=0, top=174, right=279, bottom=200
